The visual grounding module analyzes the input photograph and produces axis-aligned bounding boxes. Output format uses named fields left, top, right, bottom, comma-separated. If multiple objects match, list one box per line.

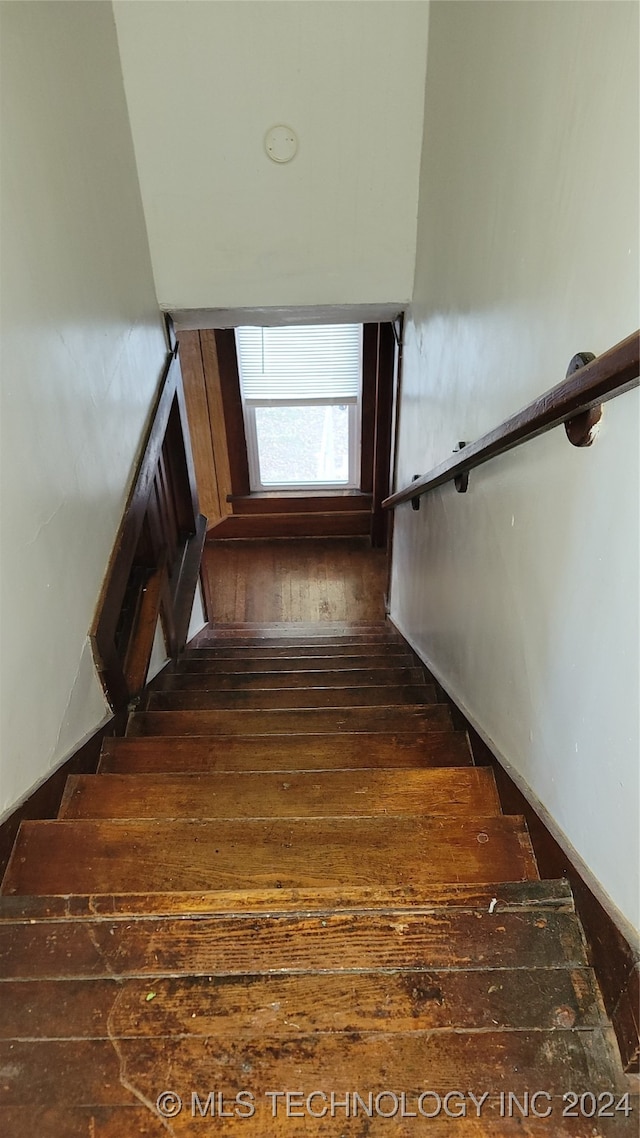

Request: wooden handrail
left=383, top=331, right=639, bottom=509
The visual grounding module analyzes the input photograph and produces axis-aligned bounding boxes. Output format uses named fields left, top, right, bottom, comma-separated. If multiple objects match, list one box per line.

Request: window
left=235, top=324, right=362, bottom=492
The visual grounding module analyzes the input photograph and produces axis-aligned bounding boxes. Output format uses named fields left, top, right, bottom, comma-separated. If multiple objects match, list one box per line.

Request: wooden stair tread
left=170, top=652, right=420, bottom=673
left=2, top=614, right=630, bottom=1117
left=0, top=908, right=584, bottom=979
left=0, top=1030, right=629, bottom=1116
left=99, top=732, right=474, bottom=771
left=0, top=966, right=607, bottom=1038
left=145, top=683, right=437, bottom=711
left=158, top=665, right=427, bottom=689
left=58, top=767, right=502, bottom=820
left=4, top=1101, right=638, bottom=1137
left=127, top=704, right=451, bottom=737
left=2, top=816, right=538, bottom=895
left=0, top=879, right=576, bottom=920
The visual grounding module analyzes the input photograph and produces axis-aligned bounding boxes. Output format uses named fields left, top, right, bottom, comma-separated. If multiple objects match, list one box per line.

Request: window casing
left=235, top=324, right=362, bottom=492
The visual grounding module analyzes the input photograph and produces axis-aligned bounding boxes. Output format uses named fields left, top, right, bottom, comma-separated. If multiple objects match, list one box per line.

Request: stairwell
left=0, top=620, right=635, bottom=1135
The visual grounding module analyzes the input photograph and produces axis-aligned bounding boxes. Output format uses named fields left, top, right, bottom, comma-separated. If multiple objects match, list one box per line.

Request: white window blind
left=235, top=324, right=362, bottom=402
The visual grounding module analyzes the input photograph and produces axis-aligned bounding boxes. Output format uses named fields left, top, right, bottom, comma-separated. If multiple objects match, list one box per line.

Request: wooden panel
left=59, top=767, right=502, bottom=821
left=371, top=322, right=396, bottom=547
left=122, top=563, right=167, bottom=694
left=2, top=815, right=538, bottom=895
left=0, top=909, right=591, bottom=982
left=127, top=704, right=452, bottom=737
left=177, top=330, right=221, bottom=522
left=145, top=684, right=436, bottom=711
left=99, top=731, right=474, bottom=773
left=208, top=511, right=371, bottom=539
left=228, top=491, right=372, bottom=515
left=212, top=329, right=250, bottom=495
left=198, top=329, right=233, bottom=518
left=158, top=667, right=426, bottom=690
left=360, top=323, right=378, bottom=492
left=0, top=967, right=605, bottom=1039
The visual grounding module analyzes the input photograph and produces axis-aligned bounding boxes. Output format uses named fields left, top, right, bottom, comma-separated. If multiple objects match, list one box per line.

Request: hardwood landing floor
left=202, top=537, right=387, bottom=623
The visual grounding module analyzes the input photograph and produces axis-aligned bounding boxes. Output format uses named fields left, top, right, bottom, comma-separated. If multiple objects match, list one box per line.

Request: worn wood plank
left=3, top=1101, right=639, bottom=1138
left=0, top=967, right=606, bottom=1040
left=2, top=815, right=538, bottom=896
left=145, top=684, right=436, bottom=712
left=0, top=879, right=577, bottom=921
left=127, top=705, right=452, bottom=738
left=158, top=666, right=427, bottom=691
left=58, top=767, right=501, bottom=821
left=0, top=909, right=584, bottom=980
left=0, top=1029, right=626, bottom=1111
left=99, top=732, right=474, bottom=773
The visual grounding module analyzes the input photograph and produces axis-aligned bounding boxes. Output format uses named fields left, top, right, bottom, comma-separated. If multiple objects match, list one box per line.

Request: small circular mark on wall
left=265, top=125, right=298, bottom=164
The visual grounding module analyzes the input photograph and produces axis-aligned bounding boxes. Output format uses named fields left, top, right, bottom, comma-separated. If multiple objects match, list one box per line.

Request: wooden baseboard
left=390, top=617, right=640, bottom=1073
left=0, top=712, right=127, bottom=881
left=207, top=511, right=371, bottom=540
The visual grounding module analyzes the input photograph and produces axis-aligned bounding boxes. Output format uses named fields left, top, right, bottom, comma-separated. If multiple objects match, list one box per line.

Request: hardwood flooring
left=202, top=537, right=387, bottom=623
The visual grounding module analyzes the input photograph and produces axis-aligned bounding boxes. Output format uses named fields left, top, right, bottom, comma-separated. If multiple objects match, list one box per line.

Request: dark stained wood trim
left=385, top=329, right=640, bottom=508
left=214, top=329, right=250, bottom=495
left=91, top=348, right=205, bottom=711
left=360, top=323, right=378, bottom=493
left=428, top=676, right=640, bottom=1072
left=122, top=561, right=167, bottom=695
left=226, top=491, right=372, bottom=516
left=371, top=322, right=396, bottom=548
left=171, top=513, right=208, bottom=651
left=0, top=712, right=127, bottom=880
left=207, top=511, right=371, bottom=541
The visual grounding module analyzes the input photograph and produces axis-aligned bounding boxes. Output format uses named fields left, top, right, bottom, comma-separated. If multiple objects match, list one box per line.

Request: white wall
left=391, top=1, right=639, bottom=930
left=113, top=0, right=430, bottom=311
left=0, top=2, right=167, bottom=816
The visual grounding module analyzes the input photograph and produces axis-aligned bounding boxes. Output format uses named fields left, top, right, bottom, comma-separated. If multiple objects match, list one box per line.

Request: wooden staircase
left=0, top=621, right=635, bottom=1135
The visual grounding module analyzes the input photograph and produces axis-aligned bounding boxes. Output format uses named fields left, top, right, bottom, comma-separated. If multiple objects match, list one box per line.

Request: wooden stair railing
left=0, top=622, right=636, bottom=1134
left=91, top=345, right=208, bottom=711
left=384, top=330, right=639, bottom=509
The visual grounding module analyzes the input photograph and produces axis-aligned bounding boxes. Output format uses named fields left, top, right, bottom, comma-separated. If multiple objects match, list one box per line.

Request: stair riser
left=145, top=685, right=437, bottom=712
left=157, top=667, right=427, bottom=691
left=127, top=705, right=451, bottom=738
left=99, top=732, right=474, bottom=772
